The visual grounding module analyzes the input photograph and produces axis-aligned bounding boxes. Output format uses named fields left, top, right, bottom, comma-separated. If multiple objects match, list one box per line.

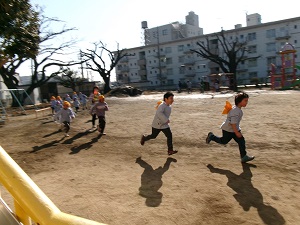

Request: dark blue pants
left=211, top=130, right=247, bottom=158
left=98, top=116, right=106, bottom=133
left=144, top=127, right=173, bottom=151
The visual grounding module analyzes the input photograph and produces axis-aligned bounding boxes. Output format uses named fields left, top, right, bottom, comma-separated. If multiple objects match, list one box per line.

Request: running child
left=50, top=96, right=56, bottom=115
left=55, top=101, right=76, bottom=137
left=205, top=92, right=255, bottom=163
left=140, top=92, right=178, bottom=156
left=73, top=97, right=80, bottom=113
left=90, top=95, right=109, bottom=135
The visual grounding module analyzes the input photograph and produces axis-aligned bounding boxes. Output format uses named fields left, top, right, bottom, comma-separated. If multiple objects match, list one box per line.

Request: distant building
left=115, top=12, right=300, bottom=90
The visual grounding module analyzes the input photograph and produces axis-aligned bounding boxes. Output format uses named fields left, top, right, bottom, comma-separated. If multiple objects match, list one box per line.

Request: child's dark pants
left=63, top=121, right=70, bottom=133
left=98, top=116, right=106, bottom=133
left=144, top=127, right=173, bottom=150
left=211, top=130, right=247, bottom=158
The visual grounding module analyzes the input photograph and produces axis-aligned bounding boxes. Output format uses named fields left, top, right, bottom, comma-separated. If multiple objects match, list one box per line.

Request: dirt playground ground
left=0, top=89, right=299, bottom=225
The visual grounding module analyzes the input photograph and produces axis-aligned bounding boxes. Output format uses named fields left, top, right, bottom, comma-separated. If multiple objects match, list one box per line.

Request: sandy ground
left=0, top=89, right=299, bottom=225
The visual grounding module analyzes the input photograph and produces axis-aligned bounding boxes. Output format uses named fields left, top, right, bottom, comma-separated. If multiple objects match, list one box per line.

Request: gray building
left=115, top=12, right=300, bottom=90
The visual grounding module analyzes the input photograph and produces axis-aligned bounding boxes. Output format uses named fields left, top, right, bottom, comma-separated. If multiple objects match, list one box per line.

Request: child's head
left=93, top=86, right=99, bottom=95
left=163, top=92, right=174, bottom=105
left=63, top=101, right=70, bottom=109
left=98, top=95, right=105, bottom=102
left=57, top=96, right=61, bottom=100
left=235, top=92, right=249, bottom=107
left=50, top=96, right=56, bottom=100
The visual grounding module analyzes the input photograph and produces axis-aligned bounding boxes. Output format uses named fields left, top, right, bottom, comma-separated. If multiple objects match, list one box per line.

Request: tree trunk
left=102, top=75, right=111, bottom=94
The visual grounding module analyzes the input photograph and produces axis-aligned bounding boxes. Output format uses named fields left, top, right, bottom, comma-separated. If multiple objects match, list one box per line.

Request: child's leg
left=144, top=127, right=161, bottom=141
left=232, top=133, right=247, bottom=158
left=161, top=128, right=173, bottom=150
left=63, top=121, right=70, bottom=133
left=211, top=130, right=233, bottom=145
left=92, top=114, right=96, bottom=127
left=98, top=116, right=106, bottom=133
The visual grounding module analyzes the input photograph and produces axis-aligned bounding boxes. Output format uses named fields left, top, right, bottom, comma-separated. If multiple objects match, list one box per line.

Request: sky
left=22, top=0, right=300, bottom=81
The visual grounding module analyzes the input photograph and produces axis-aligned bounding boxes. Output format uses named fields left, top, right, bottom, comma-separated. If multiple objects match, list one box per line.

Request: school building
left=115, top=11, right=300, bottom=90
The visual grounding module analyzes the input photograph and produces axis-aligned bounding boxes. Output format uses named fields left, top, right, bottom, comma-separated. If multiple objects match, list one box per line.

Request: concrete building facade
left=115, top=12, right=300, bottom=89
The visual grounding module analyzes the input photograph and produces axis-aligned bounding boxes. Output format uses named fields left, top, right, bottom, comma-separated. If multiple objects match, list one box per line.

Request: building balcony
left=117, top=75, right=129, bottom=83
left=275, top=35, right=291, bottom=40
left=138, top=69, right=147, bottom=76
left=119, top=57, right=129, bottom=63
left=183, top=47, right=194, bottom=54
left=157, top=74, right=167, bottom=80
left=184, top=69, right=196, bottom=77
left=183, top=59, right=195, bottom=65
left=138, top=59, right=146, bottom=66
left=119, top=66, right=129, bottom=72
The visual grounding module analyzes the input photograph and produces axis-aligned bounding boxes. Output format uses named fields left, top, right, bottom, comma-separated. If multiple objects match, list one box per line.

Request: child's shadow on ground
left=62, top=129, right=96, bottom=144
left=69, top=135, right=102, bottom=154
left=207, top=163, right=285, bottom=225
left=31, top=137, right=65, bottom=153
left=136, top=157, right=177, bottom=207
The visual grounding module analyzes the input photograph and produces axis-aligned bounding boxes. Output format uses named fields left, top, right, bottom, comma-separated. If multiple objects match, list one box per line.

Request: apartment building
left=115, top=12, right=300, bottom=89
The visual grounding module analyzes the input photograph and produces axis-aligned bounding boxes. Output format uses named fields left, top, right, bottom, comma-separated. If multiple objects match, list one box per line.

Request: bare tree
left=54, top=67, right=88, bottom=91
left=1, top=11, right=86, bottom=105
left=81, top=42, right=134, bottom=94
left=191, top=30, right=259, bottom=91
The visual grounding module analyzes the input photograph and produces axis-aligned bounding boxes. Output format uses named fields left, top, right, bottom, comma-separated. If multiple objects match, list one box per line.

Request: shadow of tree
left=31, top=137, right=65, bottom=153
left=136, top=156, right=177, bottom=207
left=70, top=135, right=102, bottom=154
left=207, top=163, right=285, bottom=225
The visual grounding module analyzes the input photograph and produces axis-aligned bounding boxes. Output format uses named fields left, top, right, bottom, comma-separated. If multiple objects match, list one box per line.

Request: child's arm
left=231, top=123, right=242, bottom=138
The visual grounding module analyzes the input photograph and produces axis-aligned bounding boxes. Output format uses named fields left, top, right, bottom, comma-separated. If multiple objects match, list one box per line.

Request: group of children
left=50, top=87, right=254, bottom=163
left=50, top=86, right=109, bottom=137
left=141, top=91, right=254, bottom=163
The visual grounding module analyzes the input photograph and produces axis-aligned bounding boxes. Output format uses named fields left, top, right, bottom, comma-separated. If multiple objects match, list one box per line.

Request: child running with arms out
left=140, top=91, right=178, bottom=156
left=55, top=101, right=76, bottom=137
left=206, top=92, right=254, bottom=163
left=90, top=95, right=109, bottom=135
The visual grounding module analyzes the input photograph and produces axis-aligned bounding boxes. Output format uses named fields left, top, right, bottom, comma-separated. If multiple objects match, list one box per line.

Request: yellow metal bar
left=0, top=146, right=106, bottom=225
left=14, top=199, right=31, bottom=225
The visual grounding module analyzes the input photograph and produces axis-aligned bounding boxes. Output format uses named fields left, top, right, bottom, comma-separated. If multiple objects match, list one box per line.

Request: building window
left=247, top=32, right=256, bottom=41
left=248, top=58, right=257, bottom=67
left=249, top=72, right=258, bottom=79
left=178, top=45, right=184, bottom=52
left=248, top=45, right=257, bottom=53
left=167, top=68, right=173, bottom=75
left=295, top=40, right=297, bottom=44
left=178, top=56, right=184, bottom=63
left=266, top=29, right=276, bottom=38
left=267, top=57, right=276, bottom=67
left=166, top=57, right=173, bottom=64
left=294, top=25, right=297, bottom=29
left=162, top=29, right=168, bottom=35
left=179, top=67, right=185, bottom=74
left=266, top=43, right=276, bottom=52
left=165, top=47, right=172, bottom=53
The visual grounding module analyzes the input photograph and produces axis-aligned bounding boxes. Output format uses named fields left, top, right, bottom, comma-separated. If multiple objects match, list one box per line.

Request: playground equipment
left=0, top=146, right=106, bottom=225
left=270, top=42, right=298, bottom=90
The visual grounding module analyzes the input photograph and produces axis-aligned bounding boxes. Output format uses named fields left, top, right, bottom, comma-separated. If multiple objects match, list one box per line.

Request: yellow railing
left=0, top=146, right=106, bottom=225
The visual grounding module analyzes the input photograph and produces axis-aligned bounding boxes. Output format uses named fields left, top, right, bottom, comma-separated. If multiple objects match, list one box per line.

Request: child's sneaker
left=206, top=132, right=213, bottom=144
left=65, top=133, right=70, bottom=137
left=241, top=155, right=255, bottom=163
